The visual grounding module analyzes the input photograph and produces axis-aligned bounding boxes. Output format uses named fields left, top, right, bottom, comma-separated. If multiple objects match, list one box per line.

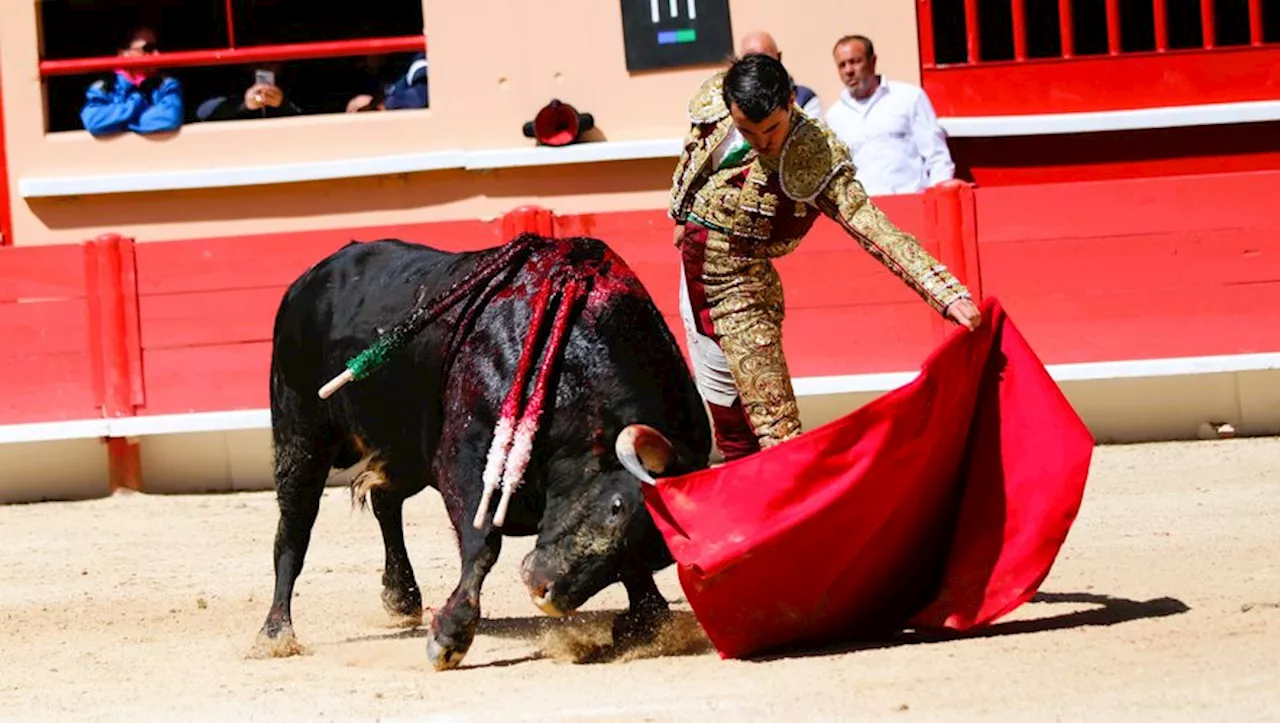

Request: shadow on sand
left=339, top=591, right=1189, bottom=668
left=342, top=606, right=712, bottom=667
left=747, top=591, right=1192, bottom=662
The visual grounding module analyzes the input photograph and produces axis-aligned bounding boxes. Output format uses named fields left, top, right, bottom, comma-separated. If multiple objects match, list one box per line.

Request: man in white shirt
left=737, top=31, right=823, bottom=119
left=824, top=34, right=955, bottom=196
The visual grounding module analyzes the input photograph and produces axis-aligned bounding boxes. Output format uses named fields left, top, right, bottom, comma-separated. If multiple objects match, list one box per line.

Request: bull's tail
left=317, top=235, right=550, bottom=399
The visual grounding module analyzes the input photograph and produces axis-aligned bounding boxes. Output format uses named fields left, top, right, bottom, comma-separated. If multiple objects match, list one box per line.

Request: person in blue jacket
left=80, top=26, right=183, bottom=136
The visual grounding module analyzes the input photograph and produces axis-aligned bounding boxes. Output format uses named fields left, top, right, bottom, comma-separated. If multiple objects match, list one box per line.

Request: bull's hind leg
left=368, top=484, right=424, bottom=625
left=252, top=420, right=335, bottom=658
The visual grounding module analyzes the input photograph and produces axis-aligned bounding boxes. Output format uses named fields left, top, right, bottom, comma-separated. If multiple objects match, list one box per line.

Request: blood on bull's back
left=256, top=233, right=712, bottom=670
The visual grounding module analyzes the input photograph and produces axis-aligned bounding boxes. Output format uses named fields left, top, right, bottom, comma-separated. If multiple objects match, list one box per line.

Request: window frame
left=916, top=0, right=1276, bottom=117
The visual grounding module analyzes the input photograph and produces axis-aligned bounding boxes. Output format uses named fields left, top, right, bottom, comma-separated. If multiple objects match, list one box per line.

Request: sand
left=1, top=437, right=1278, bottom=722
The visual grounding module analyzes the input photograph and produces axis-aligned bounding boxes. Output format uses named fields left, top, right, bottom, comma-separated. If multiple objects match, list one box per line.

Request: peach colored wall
left=1, top=0, right=922, bottom=247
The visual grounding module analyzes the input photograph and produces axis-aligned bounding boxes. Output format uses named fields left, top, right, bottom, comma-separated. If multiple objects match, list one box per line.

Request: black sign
left=620, top=0, right=734, bottom=73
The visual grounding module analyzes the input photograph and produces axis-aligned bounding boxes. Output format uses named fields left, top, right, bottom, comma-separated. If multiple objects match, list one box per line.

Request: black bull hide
left=255, top=235, right=713, bottom=670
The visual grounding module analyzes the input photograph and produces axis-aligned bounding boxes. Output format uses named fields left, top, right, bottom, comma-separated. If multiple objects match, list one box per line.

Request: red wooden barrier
left=4, top=172, right=1280, bottom=496
left=0, top=243, right=98, bottom=423
left=129, top=218, right=503, bottom=416
left=972, top=169, right=1280, bottom=363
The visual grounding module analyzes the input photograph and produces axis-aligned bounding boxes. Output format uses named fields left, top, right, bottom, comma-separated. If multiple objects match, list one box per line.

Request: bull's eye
left=609, top=495, right=624, bottom=518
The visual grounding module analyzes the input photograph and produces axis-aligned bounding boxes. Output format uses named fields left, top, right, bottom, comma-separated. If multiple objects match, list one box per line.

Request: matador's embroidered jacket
left=669, top=70, right=972, bottom=343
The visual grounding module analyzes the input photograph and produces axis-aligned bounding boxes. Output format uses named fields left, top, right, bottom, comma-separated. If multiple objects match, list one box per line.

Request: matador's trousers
left=676, top=222, right=803, bottom=461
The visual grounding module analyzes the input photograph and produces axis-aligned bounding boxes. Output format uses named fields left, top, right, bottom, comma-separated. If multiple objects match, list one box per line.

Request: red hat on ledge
left=522, top=99, right=595, bottom=147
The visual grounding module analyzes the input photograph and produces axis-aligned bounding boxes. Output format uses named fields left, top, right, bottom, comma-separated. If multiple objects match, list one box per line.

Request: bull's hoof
left=248, top=626, right=306, bottom=659
left=426, top=634, right=469, bottom=671
left=612, top=606, right=673, bottom=646
left=381, top=586, right=425, bottom=627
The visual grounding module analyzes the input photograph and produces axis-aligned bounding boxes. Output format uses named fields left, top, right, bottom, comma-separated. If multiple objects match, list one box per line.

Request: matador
left=669, top=53, right=983, bottom=461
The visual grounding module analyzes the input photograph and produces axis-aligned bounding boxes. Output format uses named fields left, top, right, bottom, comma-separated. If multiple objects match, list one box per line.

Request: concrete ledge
left=22, top=101, right=1279, bottom=197
left=17, top=138, right=684, bottom=198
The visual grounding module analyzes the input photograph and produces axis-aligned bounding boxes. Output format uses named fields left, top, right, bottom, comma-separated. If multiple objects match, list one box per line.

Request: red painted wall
left=923, top=47, right=1280, bottom=117
left=1, top=171, right=1278, bottom=426
left=951, top=122, right=1280, bottom=187
left=972, top=169, right=1280, bottom=364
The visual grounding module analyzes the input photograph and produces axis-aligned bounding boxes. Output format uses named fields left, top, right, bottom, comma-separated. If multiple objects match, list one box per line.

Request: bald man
left=737, top=31, right=822, bottom=118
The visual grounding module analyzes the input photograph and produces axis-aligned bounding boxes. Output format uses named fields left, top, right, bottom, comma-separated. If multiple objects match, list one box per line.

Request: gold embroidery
left=778, top=117, right=849, bottom=202
left=669, top=118, right=734, bottom=222
left=731, top=163, right=775, bottom=241
left=717, top=315, right=802, bottom=447
left=815, top=167, right=971, bottom=313
left=688, top=70, right=729, bottom=124
left=688, top=232, right=801, bottom=448
left=759, top=192, right=779, bottom=216
left=675, top=98, right=971, bottom=451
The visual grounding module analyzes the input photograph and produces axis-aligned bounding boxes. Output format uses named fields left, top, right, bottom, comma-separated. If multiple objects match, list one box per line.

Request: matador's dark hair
left=721, top=53, right=794, bottom=123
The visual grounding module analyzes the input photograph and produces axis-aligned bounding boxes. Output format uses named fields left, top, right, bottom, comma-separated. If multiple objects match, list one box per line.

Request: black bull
left=255, top=234, right=713, bottom=670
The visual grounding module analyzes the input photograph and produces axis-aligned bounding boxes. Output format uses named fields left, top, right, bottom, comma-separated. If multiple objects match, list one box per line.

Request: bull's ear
left=614, top=424, right=673, bottom=485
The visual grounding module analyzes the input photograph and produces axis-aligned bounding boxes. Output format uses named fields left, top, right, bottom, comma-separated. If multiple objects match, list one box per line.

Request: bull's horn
left=614, top=424, right=673, bottom=486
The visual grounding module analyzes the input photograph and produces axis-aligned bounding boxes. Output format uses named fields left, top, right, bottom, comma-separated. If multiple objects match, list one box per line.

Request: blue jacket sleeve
left=80, top=79, right=143, bottom=136
left=131, top=77, right=184, bottom=134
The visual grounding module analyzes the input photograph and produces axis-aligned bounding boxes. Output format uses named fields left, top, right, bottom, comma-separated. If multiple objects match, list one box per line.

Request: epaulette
left=687, top=70, right=729, bottom=125
left=778, top=117, right=852, bottom=202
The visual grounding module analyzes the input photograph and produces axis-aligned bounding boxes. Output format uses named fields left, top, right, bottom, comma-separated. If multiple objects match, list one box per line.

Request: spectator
left=824, top=34, right=954, bottom=196
left=80, top=25, right=183, bottom=137
left=736, top=31, right=820, bottom=119
left=346, top=52, right=429, bottom=113
left=194, top=62, right=304, bottom=122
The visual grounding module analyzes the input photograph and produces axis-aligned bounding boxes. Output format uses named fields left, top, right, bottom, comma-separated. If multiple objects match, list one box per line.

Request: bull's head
left=518, top=423, right=683, bottom=617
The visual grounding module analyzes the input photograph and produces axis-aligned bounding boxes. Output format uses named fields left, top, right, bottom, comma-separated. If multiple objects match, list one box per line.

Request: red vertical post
left=1105, top=0, right=1122, bottom=55
left=925, top=181, right=982, bottom=342
left=1153, top=0, right=1169, bottom=51
left=1012, top=0, right=1028, bottom=61
left=106, top=437, right=143, bottom=493
left=917, top=0, right=937, bottom=68
left=0, top=73, right=12, bottom=246
left=118, top=239, right=145, bottom=408
left=502, top=205, right=557, bottom=239
left=84, top=234, right=145, bottom=493
left=963, top=0, right=982, bottom=63
left=223, top=0, right=237, bottom=47
left=90, top=235, right=135, bottom=418
left=1249, top=0, right=1263, bottom=45
left=928, top=181, right=983, bottom=302
left=1058, top=0, right=1076, bottom=58
left=1200, top=0, right=1216, bottom=48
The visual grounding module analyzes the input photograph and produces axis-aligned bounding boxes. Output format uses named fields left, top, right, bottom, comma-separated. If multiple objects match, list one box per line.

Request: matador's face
left=728, top=91, right=796, bottom=160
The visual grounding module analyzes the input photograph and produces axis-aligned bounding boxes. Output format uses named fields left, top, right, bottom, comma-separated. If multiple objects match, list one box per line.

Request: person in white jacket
left=824, top=34, right=955, bottom=196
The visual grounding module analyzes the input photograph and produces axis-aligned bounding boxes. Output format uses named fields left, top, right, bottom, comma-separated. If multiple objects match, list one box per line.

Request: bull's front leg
left=427, top=481, right=503, bottom=671
left=613, top=564, right=672, bottom=645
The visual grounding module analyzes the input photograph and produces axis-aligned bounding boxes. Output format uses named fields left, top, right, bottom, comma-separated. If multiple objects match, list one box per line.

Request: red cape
left=643, top=296, right=1094, bottom=659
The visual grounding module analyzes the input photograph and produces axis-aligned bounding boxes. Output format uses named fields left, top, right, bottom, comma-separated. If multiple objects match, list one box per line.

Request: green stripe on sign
left=675, top=28, right=697, bottom=43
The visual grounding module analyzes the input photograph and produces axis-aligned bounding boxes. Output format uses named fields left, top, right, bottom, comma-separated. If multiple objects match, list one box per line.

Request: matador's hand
left=946, top=298, right=982, bottom=331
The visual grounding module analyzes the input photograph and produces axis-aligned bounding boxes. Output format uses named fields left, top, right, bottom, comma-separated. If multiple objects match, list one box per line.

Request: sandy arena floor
left=1, top=437, right=1278, bottom=722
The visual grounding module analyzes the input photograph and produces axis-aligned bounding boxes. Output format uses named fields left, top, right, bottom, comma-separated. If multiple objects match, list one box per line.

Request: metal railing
left=38, top=0, right=424, bottom=77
